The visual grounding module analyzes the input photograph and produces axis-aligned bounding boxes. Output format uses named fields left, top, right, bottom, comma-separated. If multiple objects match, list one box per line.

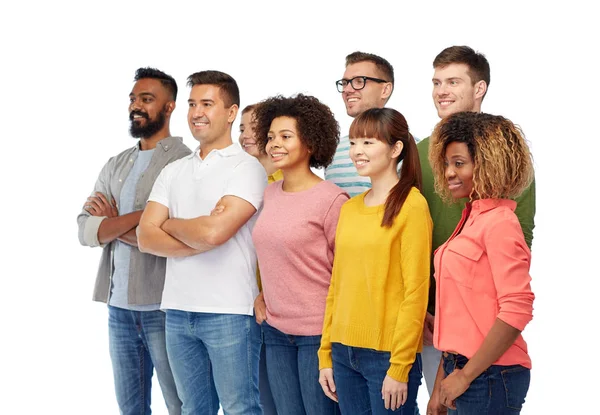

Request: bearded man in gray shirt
left=77, top=67, right=190, bottom=415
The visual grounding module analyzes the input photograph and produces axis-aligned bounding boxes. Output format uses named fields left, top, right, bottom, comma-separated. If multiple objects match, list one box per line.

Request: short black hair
left=134, top=67, right=178, bottom=101
left=187, top=70, right=240, bottom=108
left=346, top=51, right=395, bottom=84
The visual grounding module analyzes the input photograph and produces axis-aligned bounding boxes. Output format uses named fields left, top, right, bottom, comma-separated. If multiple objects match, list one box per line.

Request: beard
left=129, top=108, right=167, bottom=139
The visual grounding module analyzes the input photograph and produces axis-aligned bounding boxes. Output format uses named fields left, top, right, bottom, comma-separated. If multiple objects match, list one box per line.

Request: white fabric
left=149, top=144, right=267, bottom=315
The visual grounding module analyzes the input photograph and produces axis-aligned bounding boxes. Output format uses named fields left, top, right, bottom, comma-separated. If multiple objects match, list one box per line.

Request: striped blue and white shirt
left=325, top=134, right=421, bottom=197
left=325, top=135, right=371, bottom=197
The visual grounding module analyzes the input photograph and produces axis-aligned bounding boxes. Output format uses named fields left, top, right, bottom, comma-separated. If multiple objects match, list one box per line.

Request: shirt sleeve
left=323, top=192, right=350, bottom=252
left=484, top=211, right=534, bottom=331
left=514, top=177, right=536, bottom=250
left=388, top=197, right=432, bottom=382
left=77, top=158, right=113, bottom=247
left=224, top=158, right=268, bottom=210
left=147, top=163, right=173, bottom=209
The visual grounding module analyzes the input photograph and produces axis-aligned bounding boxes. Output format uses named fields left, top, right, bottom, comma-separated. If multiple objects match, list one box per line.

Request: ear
left=474, top=80, right=487, bottom=100
left=392, top=140, right=404, bottom=158
left=382, top=82, right=393, bottom=101
left=165, top=101, right=176, bottom=116
left=227, top=104, right=239, bottom=123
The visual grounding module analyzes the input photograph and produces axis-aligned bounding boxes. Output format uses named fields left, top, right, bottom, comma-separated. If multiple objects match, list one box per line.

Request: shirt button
left=165, top=145, right=169, bottom=149
left=119, top=179, right=122, bottom=182
left=129, top=159, right=133, bottom=163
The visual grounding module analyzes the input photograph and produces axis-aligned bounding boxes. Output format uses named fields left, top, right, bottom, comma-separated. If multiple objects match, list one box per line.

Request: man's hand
left=423, top=312, right=435, bottom=346
left=254, top=292, right=267, bottom=324
left=319, top=368, right=338, bottom=402
left=84, top=192, right=118, bottom=218
left=381, top=375, right=407, bottom=411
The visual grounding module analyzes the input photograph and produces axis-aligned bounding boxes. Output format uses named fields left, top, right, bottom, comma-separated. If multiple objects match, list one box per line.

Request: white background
left=1, top=0, right=597, bottom=413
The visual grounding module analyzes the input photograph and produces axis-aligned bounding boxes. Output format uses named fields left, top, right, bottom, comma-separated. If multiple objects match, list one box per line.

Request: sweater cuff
left=84, top=215, right=107, bottom=247
left=387, top=363, right=411, bottom=383
left=318, top=349, right=332, bottom=370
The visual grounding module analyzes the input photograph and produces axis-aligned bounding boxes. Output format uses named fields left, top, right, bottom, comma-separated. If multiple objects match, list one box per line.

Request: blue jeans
left=108, top=305, right=181, bottom=415
left=259, top=338, right=277, bottom=415
left=442, top=352, right=530, bottom=414
left=166, top=310, right=262, bottom=415
left=331, top=343, right=422, bottom=414
left=261, top=322, right=340, bottom=415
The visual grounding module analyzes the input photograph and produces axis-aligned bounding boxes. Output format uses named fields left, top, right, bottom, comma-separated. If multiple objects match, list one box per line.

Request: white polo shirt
left=148, top=143, right=267, bottom=315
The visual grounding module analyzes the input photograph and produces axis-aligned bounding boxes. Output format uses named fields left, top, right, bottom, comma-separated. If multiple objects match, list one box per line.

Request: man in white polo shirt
left=138, top=70, right=267, bottom=415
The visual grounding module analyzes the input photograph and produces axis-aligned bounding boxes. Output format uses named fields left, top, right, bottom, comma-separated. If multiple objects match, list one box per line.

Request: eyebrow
left=130, top=92, right=155, bottom=97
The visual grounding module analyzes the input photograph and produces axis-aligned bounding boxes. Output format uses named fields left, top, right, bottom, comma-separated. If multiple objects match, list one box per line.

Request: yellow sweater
left=318, top=187, right=432, bottom=382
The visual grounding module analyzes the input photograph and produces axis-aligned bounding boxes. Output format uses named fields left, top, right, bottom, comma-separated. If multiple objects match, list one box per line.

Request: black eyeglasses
left=336, top=76, right=388, bottom=93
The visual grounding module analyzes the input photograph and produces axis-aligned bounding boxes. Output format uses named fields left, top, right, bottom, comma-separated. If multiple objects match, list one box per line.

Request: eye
left=283, top=135, right=291, bottom=139
left=267, top=136, right=274, bottom=141
left=349, top=140, right=355, bottom=145
left=363, top=140, right=372, bottom=145
left=204, top=102, right=212, bottom=107
left=433, top=81, right=440, bottom=87
left=455, top=161, right=464, bottom=167
left=450, top=80, right=458, bottom=86
left=129, top=97, right=135, bottom=104
left=142, top=97, right=153, bottom=103
left=188, top=103, right=196, bottom=108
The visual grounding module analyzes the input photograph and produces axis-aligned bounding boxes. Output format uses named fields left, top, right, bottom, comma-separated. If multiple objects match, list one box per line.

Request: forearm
left=432, top=356, right=446, bottom=394
left=98, top=211, right=143, bottom=244
left=117, top=228, right=138, bottom=247
left=162, top=218, right=218, bottom=252
left=137, top=223, right=202, bottom=258
left=461, top=318, right=521, bottom=383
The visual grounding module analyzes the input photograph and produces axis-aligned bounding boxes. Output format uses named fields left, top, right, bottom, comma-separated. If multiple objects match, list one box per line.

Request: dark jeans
left=261, top=321, right=340, bottom=415
left=442, top=352, right=530, bottom=415
left=331, top=343, right=422, bottom=414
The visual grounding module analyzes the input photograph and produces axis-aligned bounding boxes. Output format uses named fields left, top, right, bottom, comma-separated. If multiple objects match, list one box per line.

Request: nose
left=190, top=105, right=204, bottom=119
left=350, top=142, right=363, bottom=157
left=343, top=82, right=356, bottom=94
left=445, top=164, right=456, bottom=179
left=437, top=82, right=449, bottom=96
left=129, top=98, right=141, bottom=112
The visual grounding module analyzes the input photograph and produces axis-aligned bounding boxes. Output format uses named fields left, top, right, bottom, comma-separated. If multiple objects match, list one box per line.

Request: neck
left=139, top=126, right=172, bottom=150
left=199, top=134, right=233, bottom=159
left=367, top=167, right=399, bottom=204
left=281, top=163, right=320, bottom=192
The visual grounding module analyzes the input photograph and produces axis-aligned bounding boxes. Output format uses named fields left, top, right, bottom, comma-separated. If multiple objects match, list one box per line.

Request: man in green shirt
left=417, top=45, right=536, bottom=403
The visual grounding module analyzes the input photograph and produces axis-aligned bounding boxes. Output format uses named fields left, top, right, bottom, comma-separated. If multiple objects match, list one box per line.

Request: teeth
left=347, top=98, right=359, bottom=102
left=194, top=122, right=208, bottom=126
left=355, top=160, right=368, bottom=166
left=133, top=115, right=142, bottom=118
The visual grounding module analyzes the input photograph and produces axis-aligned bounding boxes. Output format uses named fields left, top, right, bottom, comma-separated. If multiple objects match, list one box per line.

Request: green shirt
left=417, top=137, right=536, bottom=314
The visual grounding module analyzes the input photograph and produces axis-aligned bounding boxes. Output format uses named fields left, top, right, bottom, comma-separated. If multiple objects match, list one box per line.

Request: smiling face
left=349, top=136, right=402, bottom=179
left=239, top=109, right=260, bottom=158
left=432, top=63, right=486, bottom=119
left=265, top=116, right=310, bottom=171
left=444, top=141, right=475, bottom=199
left=341, top=61, right=391, bottom=118
left=128, top=78, right=171, bottom=138
left=187, top=84, right=237, bottom=147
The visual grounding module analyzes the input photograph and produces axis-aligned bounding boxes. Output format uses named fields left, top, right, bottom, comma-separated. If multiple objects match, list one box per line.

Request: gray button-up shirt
left=77, top=136, right=191, bottom=305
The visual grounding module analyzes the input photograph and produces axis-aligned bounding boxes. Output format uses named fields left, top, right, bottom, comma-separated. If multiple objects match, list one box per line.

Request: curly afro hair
left=253, top=94, right=340, bottom=169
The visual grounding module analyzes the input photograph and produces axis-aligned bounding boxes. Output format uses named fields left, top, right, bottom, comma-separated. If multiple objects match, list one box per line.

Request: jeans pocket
left=500, top=365, right=530, bottom=410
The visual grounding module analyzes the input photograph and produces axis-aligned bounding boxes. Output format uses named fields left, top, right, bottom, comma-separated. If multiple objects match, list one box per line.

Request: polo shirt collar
left=190, top=143, right=241, bottom=160
left=469, top=198, right=517, bottom=218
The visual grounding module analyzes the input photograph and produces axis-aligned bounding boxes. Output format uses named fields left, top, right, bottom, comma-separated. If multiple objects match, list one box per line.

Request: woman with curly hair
left=318, top=108, right=431, bottom=414
left=426, top=112, right=535, bottom=415
left=250, top=93, right=348, bottom=415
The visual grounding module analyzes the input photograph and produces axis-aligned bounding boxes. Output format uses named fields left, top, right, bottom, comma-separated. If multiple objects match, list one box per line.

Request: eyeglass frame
left=335, top=76, right=389, bottom=93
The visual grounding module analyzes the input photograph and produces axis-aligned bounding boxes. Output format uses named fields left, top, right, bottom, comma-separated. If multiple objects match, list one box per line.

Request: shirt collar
left=468, top=198, right=517, bottom=218
left=135, top=136, right=182, bottom=152
left=189, top=143, right=241, bottom=160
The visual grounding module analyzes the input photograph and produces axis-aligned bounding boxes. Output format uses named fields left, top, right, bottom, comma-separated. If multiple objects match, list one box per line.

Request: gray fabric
left=77, top=136, right=191, bottom=305
left=110, top=148, right=159, bottom=311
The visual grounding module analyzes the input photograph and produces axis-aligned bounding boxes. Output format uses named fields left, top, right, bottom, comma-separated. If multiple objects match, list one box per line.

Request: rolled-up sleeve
left=77, top=158, right=112, bottom=248
left=486, top=214, right=535, bottom=331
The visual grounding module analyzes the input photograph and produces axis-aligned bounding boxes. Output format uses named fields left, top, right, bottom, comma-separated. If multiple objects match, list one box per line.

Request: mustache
left=130, top=110, right=149, bottom=121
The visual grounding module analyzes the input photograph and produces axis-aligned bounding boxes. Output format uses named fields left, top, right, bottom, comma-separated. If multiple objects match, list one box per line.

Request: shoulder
left=416, top=136, right=430, bottom=151
left=317, top=180, right=350, bottom=199
left=403, top=187, right=430, bottom=212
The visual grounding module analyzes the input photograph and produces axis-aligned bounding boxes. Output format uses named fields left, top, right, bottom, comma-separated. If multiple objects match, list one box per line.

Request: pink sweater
left=252, top=180, right=349, bottom=335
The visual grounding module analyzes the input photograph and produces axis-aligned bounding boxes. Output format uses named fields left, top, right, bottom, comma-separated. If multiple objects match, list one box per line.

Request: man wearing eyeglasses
left=325, top=51, right=394, bottom=196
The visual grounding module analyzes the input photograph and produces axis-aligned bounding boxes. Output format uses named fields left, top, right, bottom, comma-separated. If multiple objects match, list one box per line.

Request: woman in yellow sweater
left=318, top=108, right=432, bottom=414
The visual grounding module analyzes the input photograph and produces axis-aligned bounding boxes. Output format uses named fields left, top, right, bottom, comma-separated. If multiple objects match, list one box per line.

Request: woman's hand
left=254, top=292, right=267, bottom=324
left=439, top=368, right=471, bottom=409
left=319, top=368, right=338, bottom=402
left=381, top=375, right=407, bottom=411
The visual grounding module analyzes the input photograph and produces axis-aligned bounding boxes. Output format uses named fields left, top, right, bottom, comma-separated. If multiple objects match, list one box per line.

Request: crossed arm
left=83, top=192, right=142, bottom=246
left=137, top=195, right=257, bottom=258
